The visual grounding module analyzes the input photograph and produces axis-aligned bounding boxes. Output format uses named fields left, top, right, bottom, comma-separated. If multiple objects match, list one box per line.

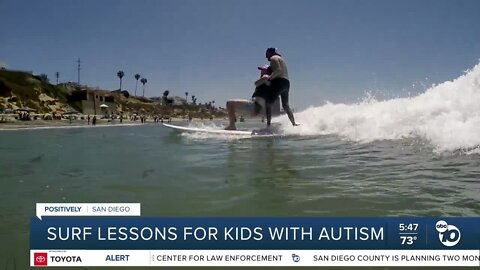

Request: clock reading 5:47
left=399, top=223, right=419, bottom=231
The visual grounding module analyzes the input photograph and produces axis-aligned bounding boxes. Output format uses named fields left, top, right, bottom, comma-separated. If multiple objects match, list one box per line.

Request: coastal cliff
left=0, top=69, right=226, bottom=119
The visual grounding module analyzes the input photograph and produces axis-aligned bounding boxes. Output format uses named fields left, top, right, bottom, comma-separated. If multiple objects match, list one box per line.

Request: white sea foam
left=278, top=63, right=480, bottom=152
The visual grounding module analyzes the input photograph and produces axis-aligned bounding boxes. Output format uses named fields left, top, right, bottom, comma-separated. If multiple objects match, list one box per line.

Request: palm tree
left=163, top=90, right=170, bottom=105
left=134, top=74, right=141, bottom=96
left=191, top=95, right=196, bottom=105
left=117, top=71, right=125, bottom=90
left=185, top=92, right=189, bottom=104
left=140, top=78, right=147, bottom=97
left=55, top=72, right=60, bottom=84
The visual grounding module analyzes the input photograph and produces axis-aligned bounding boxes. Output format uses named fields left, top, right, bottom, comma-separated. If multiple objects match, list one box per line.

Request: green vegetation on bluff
left=0, top=69, right=226, bottom=119
left=0, top=69, right=70, bottom=112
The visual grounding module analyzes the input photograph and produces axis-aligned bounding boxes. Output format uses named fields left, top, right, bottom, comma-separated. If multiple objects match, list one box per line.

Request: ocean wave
left=279, top=63, right=480, bottom=153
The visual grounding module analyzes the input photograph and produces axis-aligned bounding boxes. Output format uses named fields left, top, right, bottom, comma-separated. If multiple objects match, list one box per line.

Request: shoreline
left=0, top=118, right=148, bottom=131
left=0, top=117, right=229, bottom=131
left=0, top=122, right=143, bottom=131
left=0, top=123, right=145, bottom=131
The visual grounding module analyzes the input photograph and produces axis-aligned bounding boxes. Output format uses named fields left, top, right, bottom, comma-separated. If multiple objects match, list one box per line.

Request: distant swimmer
left=264, top=47, right=299, bottom=127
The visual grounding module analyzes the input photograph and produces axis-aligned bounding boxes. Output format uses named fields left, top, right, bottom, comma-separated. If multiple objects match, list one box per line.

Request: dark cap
left=265, top=47, right=281, bottom=58
left=266, top=47, right=277, bottom=54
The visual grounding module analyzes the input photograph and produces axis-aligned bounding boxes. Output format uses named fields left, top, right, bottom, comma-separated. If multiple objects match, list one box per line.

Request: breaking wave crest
left=279, top=63, right=480, bottom=152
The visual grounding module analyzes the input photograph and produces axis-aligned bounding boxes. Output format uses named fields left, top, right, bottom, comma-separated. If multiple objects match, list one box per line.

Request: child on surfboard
left=224, top=65, right=273, bottom=130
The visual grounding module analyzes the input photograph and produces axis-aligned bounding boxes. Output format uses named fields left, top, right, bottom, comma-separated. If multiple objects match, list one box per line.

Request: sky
left=1, top=0, right=480, bottom=110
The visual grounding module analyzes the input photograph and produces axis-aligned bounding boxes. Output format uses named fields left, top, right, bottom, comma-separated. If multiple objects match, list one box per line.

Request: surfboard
left=162, top=123, right=281, bottom=137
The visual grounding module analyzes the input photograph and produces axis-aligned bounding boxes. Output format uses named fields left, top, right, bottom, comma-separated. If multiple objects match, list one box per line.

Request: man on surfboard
left=224, top=48, right=298, bottom=131
left=264, top=47, right=298, bottom=127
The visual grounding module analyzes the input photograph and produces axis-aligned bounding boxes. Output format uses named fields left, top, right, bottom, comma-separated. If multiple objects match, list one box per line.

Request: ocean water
left=1, top=64, right=480, bottom=269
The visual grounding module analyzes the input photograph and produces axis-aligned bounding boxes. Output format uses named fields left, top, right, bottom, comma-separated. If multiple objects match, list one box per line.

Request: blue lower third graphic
left=30, top=217, right=480, bottom=250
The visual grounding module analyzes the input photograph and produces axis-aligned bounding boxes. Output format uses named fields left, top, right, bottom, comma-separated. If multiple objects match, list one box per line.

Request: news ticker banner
left=30, top=203, right=480, bottom=267
left=30, top=250, right=480, bottom=267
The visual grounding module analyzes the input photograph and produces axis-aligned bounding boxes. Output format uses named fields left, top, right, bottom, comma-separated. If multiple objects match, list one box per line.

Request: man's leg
left=280, top=88, right=298, bottom=126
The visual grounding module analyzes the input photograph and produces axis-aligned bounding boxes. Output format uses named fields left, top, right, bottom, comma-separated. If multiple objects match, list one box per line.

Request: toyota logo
left=34, top=252, right=48, bottom=266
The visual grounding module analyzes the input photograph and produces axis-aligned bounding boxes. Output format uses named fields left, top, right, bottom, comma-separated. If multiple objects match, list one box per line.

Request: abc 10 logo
left=435, top=220, right=461, bottom=247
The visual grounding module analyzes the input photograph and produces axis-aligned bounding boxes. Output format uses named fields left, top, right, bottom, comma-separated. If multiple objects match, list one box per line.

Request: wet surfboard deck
left=162, top=123, right=281, bottom=137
